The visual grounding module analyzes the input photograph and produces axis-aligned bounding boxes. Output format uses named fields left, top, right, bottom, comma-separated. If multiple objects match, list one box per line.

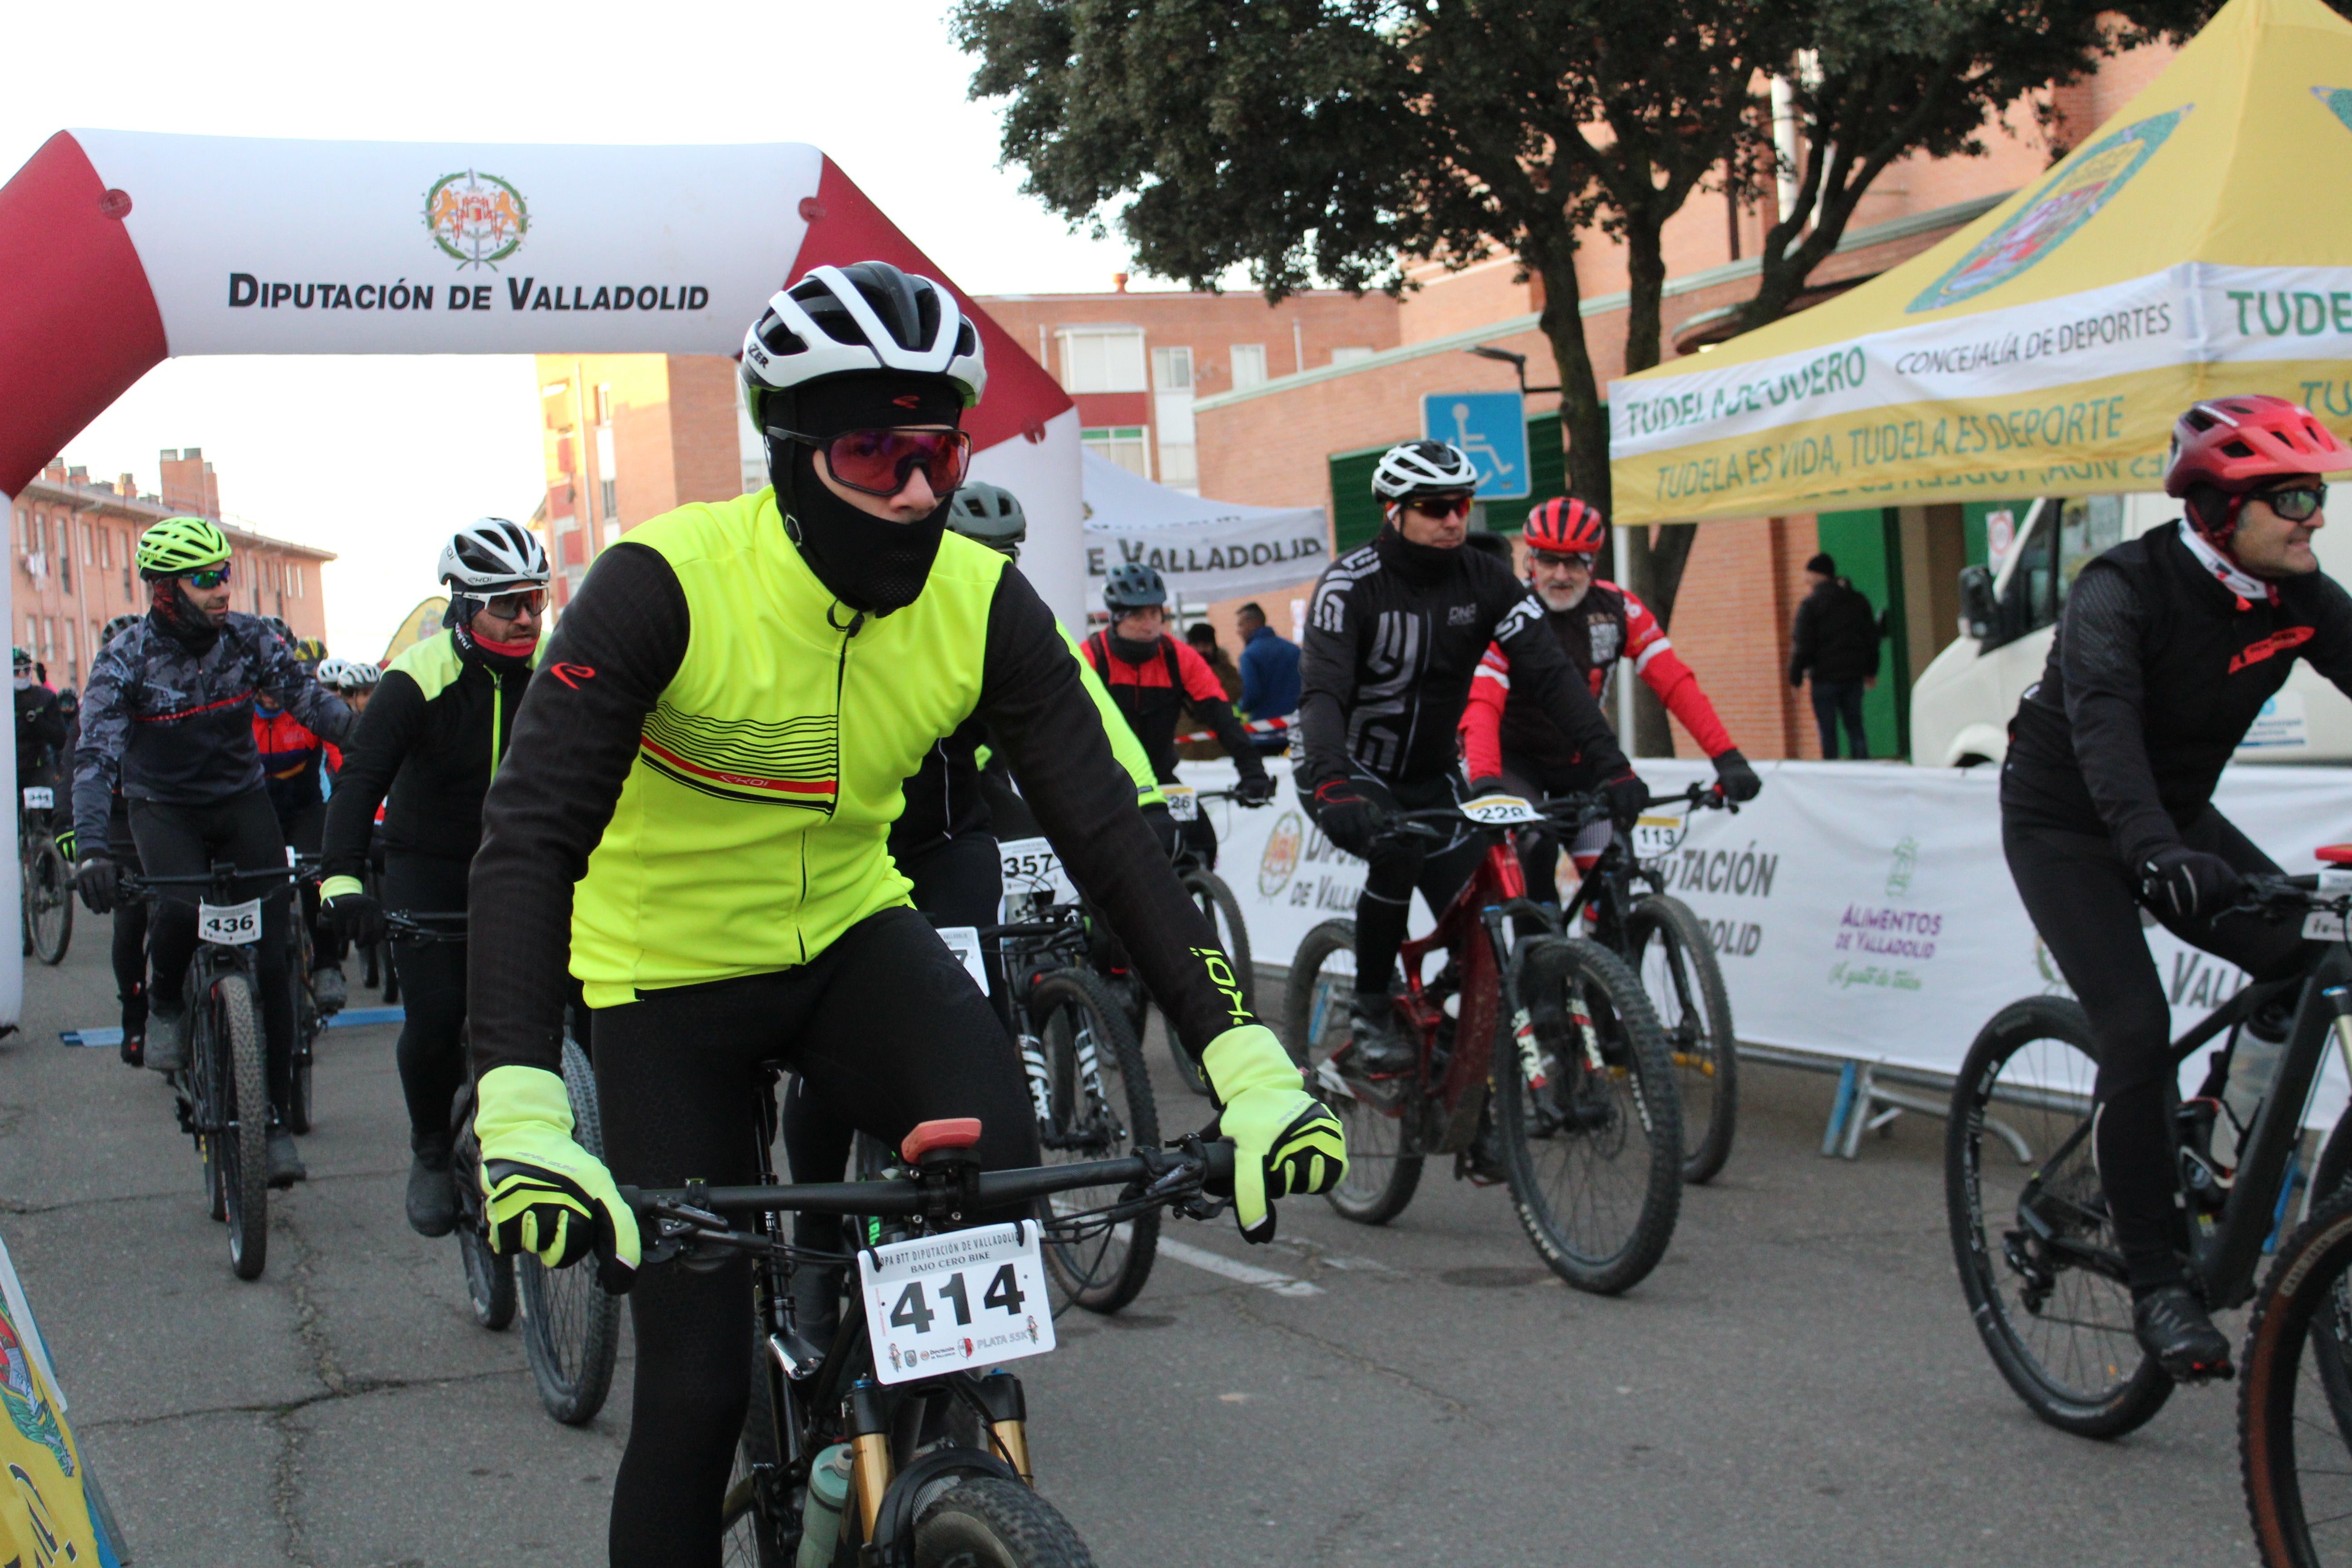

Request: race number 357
left=857, top=1221, right=1058, bottom=1385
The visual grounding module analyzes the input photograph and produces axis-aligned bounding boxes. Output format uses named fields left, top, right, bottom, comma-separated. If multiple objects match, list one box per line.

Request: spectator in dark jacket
left=1788, top=552, right=1882, bottom=760
left=1235, top=602, right=1302, bottom=755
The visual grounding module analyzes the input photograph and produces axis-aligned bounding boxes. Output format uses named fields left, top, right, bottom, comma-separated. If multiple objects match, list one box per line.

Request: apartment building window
left=1151, top=347, right=1199, bottom=495
left=1082, top=427, right=1151, bottom=478
left=10, top=509, right=21, bottom=551
left=294, top=564, right=304, bottom=599
left=1056, top=327, right=1147, bottom=393
left=87, top=621, right=101, bottom=664
left=1230, top=344, right=1269, bottom=391
left=22, top=618, right=33, bottom=656
left=1331, top=346, right=1375, bottom=366
left=596, top=383, right=613, bottom=423
left=596, top=422, right=618, bottom=526
left=42, top=619, right=55, bottom=664
left=96, top=526, right=109, bottom=569
left=57, top=528, right=69, bottom=593
left=62, top=622, right=75, bottom=684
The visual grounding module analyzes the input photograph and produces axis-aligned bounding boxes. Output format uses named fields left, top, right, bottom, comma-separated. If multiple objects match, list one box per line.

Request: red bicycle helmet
left=1524, top=497, right=1607, bottom=554
left=2165, top=396, right=2352, bottom=498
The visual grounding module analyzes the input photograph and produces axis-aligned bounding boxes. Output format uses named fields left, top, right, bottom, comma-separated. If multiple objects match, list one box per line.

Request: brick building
left=10, top=450, right=334, bottom=691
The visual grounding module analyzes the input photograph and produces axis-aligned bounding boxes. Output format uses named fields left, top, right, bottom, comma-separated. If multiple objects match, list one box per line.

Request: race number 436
left=857, top=1222, right=1057, bottom=1386
left=197, top=897, right=264, bottom=946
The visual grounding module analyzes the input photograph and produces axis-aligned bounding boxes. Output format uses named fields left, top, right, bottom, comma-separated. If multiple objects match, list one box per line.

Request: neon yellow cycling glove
left=1203, top=1024, right=1347, bottom=1244
left=475, top=1065, right=640, bottom=1289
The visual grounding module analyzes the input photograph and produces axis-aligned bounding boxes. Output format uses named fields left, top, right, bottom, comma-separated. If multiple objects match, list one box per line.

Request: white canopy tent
left=1079, top=450, right=1329, bottom=607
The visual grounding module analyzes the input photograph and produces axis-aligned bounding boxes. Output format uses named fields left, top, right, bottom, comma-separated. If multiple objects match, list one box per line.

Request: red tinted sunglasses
left=771, top=426, right=972, bottom=499
left=1402, top=493, right=1474, bottom=519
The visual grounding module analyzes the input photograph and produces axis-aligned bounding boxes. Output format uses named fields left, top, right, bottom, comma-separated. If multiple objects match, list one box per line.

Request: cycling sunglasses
left=2257, top=483, right=2328, bottom=522
left=1530, top=549, right=1597, bottom=570
left=769, top=426, right=972, bottom=499
left=181, top=564, right=232, bottom=589
left=1403, top=493, right=1475, bottom=519
left=474, top=588, right=547, bottom=619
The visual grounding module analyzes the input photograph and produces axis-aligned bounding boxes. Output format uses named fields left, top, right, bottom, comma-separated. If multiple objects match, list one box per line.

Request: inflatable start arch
left=0, top=130, right=1085, bottom=1025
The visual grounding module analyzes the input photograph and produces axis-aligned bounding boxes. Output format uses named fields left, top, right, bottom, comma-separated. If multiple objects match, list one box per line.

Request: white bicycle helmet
left=740, top=261, right=987, bottom=429
left=1371, top=440, right=1480, bottom=502
left=318, top=658, right=379, bottom=691
left=439, top=519, right=549, bottom=598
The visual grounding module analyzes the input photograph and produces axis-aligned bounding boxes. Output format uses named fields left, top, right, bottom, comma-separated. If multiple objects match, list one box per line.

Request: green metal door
left=1811, top=508, right=1906, bottom=758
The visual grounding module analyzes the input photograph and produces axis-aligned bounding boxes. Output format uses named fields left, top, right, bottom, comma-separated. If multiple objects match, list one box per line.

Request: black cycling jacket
left=322, top=628, right=534, bottom=876
left=73, top=611, right=350, bottom=855
left=2003, top=520, right=2352, bottom=866
left=1296, top=526, right=1627, bottom=794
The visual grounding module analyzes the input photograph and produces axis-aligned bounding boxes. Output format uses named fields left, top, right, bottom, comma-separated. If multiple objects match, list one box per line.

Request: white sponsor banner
left=75, top=130, right=819, bottom=355
left=1195, top=756, right=2352, bottom=1120
left=1080, top=450, right=1328, bottom=602
left=1606, top=262, right=2352, bottom=459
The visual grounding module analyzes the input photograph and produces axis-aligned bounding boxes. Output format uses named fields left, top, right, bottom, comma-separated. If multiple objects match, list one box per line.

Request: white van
left=1908, top=492, right=2352, bottom=766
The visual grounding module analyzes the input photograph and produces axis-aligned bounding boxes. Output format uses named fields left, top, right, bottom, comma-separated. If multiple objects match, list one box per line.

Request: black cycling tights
left=108, top=806, right=147, bottom=1029
left=1304, top=770, right=1485, bottom=998
left=2005, top=809, right=2308, bottom=1295
left=596, top=906, right=1036, bottom=1566
left=128, top=791, right=295, bottom=1114
left=385, top=853, right=469, bottom=1154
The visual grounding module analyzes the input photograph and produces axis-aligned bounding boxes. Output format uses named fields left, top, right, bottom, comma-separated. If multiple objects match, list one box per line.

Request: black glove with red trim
left=1602, top=770, right=1651, bottom=829
left=1311, top=779, right=1390, bottom=858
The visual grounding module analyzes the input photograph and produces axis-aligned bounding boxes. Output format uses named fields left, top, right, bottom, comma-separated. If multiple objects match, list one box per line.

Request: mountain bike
left=1949, top=858, right=2352, bottom=1442
left=629, top=1111, right=1237, bottom=1567
left=1549, top=783, right=1741, bottom=1183
left=122, top=861, right=299, bottom=1281
left=1283, top=796, right=1683, bottom=1294
left=402, top=911, right=623, bottom=1427
left=18, top=784, right=71, bottom=965
left=953, top=906, right=1160, bottom=1313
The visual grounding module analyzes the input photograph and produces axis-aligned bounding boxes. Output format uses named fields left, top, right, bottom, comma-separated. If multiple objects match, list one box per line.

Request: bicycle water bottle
left=2215, top=1015, right=2291, bottom=1174
left=796, top=1443, right=855, bottom=1568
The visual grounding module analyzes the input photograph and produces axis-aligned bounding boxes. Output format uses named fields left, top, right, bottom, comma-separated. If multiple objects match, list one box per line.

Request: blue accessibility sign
left=1421, top=392, right=1530, bottom=501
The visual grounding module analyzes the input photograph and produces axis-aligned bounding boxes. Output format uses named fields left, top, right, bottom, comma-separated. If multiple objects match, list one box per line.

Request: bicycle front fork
left=843, top=1370, right=1034, bottom=1542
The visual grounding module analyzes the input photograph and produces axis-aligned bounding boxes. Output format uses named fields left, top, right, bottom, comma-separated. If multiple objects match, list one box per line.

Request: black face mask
left=1376, top=521, right=1460, bottom=587
left=1107, top=631, right=1164, bottom=665
left=777, top=445, right=946, bottom=618
left=149, top=580, right=221, bottom=655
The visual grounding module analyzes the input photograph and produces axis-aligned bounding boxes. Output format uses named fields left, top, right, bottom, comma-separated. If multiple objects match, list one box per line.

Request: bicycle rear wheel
left=1170, top=867, right=1254, bottom=1097
left=1281, top=919, right=1422, bottom=1225
left=914, top=1477, right=1096, bottom=1568
left=211, top=972, right=270, bottom=1281
left=27, top=838, right=70, bottom=966
left=286, top=966, right=318, bottom=1135
left=1945, top=995, right=2169, bottom=1438
left=1499, top=937, right=1682, bottom=1294
left=2244, top=1189, right=2352, bottom=1566
left=519, top=1036, right=622, bottom=1422
left=1031, top=968, right=1159, bottom=1313
left=1626, top=894, right=1735, bottom=1184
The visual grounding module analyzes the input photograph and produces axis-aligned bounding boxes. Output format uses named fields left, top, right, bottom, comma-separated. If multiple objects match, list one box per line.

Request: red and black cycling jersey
left=1460, top=579, right=1733, bottom=784
left=1078, top=630, right=1265, bottom=786
left=2003, top=519, right=2352, bottom=866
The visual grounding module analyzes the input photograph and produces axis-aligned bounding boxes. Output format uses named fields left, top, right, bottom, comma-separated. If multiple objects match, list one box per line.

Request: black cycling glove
left=2139, top=846, right=2244, bottom=923
left=75, top=857, right=118, bottom=916
left=1234, top=773, right=1277, bottom=808
left=1602, top=770, right=1651, bottom=828
left=1311, top=779, right=1389, bottom=858
left=1711, top=749, right=1762, bottom=803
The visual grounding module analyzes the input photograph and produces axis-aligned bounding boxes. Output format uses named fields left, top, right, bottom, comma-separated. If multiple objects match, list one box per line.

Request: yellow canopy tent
left=1609, top=0, right=2352, bottom=524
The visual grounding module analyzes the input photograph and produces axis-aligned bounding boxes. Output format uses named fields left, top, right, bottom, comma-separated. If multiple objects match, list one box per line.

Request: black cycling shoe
left=118, top=1022, right=144, bottom=1069
left=266, top=1126, right=308, bottom=1190
left=405, top=1149, right=457, bottom=1238
left=2134, top=1284, right=2234, bottom=1382
left=1348, top=995, right=1416, bottom=1076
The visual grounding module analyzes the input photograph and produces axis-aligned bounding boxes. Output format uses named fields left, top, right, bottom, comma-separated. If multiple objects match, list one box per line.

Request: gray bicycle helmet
left=947, top=483, right=1027, bottom=559
left=1103, top=562, right=1166, bottom=612
left=99, top=614, right=139, bottom=650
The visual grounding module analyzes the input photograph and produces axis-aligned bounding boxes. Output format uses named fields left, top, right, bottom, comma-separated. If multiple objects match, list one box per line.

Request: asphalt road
left=0, top=921, right=2260, bottom=1567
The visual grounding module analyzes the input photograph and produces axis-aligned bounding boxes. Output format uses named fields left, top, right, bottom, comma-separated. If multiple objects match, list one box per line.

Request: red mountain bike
left=1284, top=795, right=1684, bottom=1294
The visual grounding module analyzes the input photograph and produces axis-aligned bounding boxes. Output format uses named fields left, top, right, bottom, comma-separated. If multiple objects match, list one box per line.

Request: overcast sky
left=2, top=0, right=1142, bottom=656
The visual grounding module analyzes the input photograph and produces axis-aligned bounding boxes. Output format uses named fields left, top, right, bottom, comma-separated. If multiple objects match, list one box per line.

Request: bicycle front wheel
left=1030, top=968, right=1159, bottom=1313
left=1625, top=894, right=1735, bottom=1184
left=2245, top=1189, right=2352, bottom=1566
left=519, top=1036, right=622, bottom=1422
left=1171, top=867, right=1254, bottom=1097
left=1499, top=937, right=1682, bottom=1294
left=914, top=1477, right=1096, bottom=1568
left=26, top=838, right=70, bottom=966
left=210, top=973, right=270, bottom=1281
left=1945, top=995, right=2168, bottom=1438
left=1281, top=918, right=1422, bottom=1225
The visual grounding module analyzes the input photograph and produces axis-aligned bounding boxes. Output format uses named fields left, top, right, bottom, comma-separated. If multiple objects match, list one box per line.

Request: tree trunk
left=1528, top=242, right=1611, bottom=517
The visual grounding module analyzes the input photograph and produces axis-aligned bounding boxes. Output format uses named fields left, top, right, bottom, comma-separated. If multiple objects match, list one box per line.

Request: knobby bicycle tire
left=1945, top=995, right=2170, bottom=1438
left=1170, top=867, right=1254, bottom=1097
left=2244, top=1188, right=2352, bottom=1568
left=213, top=972, right=270, bottom=1281
left=913, top=1477, right=1097, bottom=1568
left=722, top=1366, right=790, bottom=1568
left=1030, top=967, right=1160, bottom=1313
left=1500, top=937, right=1682, bottom=1294
left=519, top=1036, right=622, bottom=1423
left=1281, top=918, right=1422, bottom=1225
left=27, top=838, right=70, bottom=966
left=286, top=918, right=317, bottom=1133
left=450, top=1079, right=517, bottom=1332
left=1626, top=894, right=1737, bottom=1184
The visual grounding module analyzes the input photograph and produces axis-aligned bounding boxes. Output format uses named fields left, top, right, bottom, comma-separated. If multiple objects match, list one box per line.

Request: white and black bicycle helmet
left=439, top=519, right=550, bottom=599
left=947, top=483, right=1027, bottom=558
left=1371, top=440, right=1480, bottom=502
left=740, top=261, right=987, bottom=433
left=317, top=658, right=379, bottom=692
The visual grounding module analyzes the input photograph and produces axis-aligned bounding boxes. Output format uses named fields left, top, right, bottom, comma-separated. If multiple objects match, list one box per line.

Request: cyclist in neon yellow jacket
left=464, top=261, right=1343, bottom=1560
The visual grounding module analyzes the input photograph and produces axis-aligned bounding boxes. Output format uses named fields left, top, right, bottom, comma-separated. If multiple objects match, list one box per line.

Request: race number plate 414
left=858, top=1222, right=1057, bottom=1386
left=197, top=897, right=265, bottom=946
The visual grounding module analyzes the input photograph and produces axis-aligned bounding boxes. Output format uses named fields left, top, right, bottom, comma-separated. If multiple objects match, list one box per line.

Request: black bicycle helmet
left=1103, top=562, right=1167, bottom=612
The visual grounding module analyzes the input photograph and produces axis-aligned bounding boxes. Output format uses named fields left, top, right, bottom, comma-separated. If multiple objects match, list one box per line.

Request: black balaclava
left=1376, top=507, right=1464, bottom=588
left=1107, top=624, right=1164, bottom=665
left=148, top=577, right=222, bottom=656
left=764, top=370, right=966, bottom=618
